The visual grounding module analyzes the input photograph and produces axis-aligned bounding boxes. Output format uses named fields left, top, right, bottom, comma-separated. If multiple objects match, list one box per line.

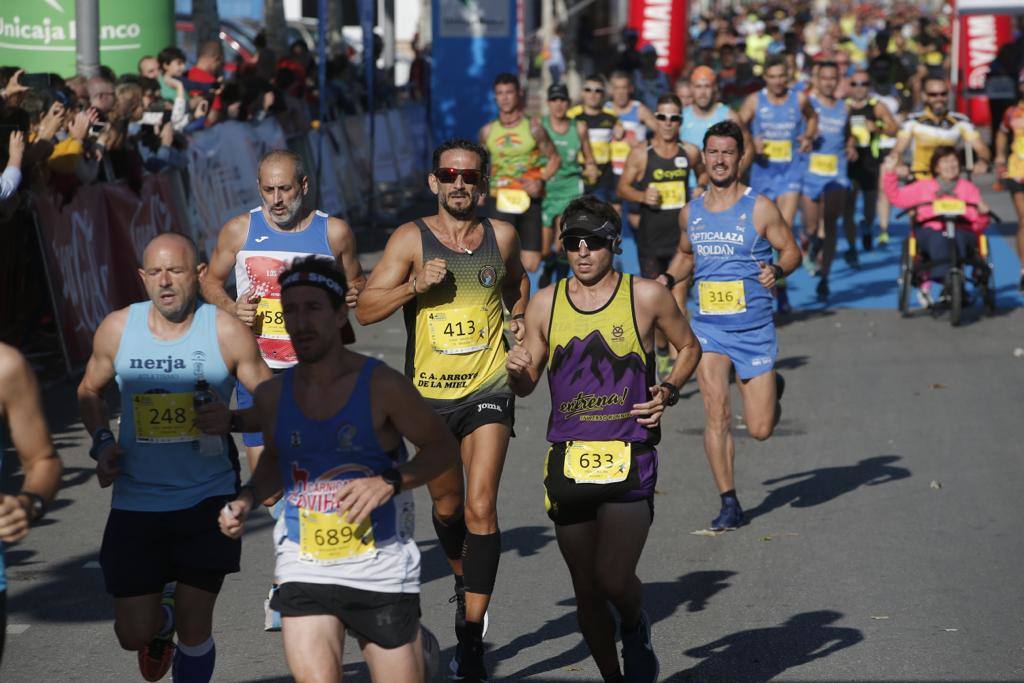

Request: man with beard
left=661, top=121, right=800, bottom=532
left=202, top=149, right=365, bottom=630
left=357, top=139, right=528, bottom=681
left=78, top=233, right=272, bottom=682
left=218, top=256, right=453, bottom=683
left=505, top=195, right=701, bottom=683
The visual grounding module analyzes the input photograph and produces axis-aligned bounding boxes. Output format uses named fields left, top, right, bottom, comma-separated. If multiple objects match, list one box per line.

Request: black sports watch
left=659, top=382, right=680, bottom=407
left=770, top=264, right=784, bottom=281
left=380, top=468, right=403, bottom=496
left=661, top=272, right=677, bottom=289
left=89, top=428, right=116, bottom=461
left=20, top=492, right=45, bottom=521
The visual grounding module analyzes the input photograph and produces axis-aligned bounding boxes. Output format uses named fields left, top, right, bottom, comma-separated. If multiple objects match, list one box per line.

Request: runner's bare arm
left=685, top=142, right=707, bottom=190
left=798, top=92, right=818, bottom=150
left=662, top=205, right=695, bottom=283
left=967, top=127, right=991, bottom=164
left=336, top=366, right=460, bottom=526
left=756, top=195, right=801, bottom=282
left=327, top=216, right=367, bottom=307
left=638, top=103, right=659, bottom=132
left=994, top=124, right=1009, bottom=175
left=737, top=92, right=758, bottom=127
left=0, top=344, right=61, bottom=539
left=354, top=223, right=420, bottom=325
left=874, top=101, right=899, bottom=137
left=201, top=214, right=249, bottom=315
left=532, top=117, right=561, bottom=181
left=478, top=122, right=492, bottom=147
left=493, top=220, right=529, bottom=327
left=506, top=286, right=553, bottom=396
left=727, top=108, right=755, bottom=174
left=77, top=309, right=128, bottom=435
left=576, top=119, right=600, bottom=184
left=616, top=145, right=648, bottom=204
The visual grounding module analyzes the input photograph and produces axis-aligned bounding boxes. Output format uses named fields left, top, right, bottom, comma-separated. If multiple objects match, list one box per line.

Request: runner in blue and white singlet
left=681, top=66, right=740, bottom=192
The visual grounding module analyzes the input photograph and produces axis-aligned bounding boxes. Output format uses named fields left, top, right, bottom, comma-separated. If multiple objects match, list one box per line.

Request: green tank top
left=542, top=115, right=582, bottom=195
left=485, top=115, right=539, bottom=190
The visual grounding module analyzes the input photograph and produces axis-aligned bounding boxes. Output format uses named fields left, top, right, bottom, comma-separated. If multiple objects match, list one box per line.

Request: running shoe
left=710, top=498, right=743, bottom=531
left=862, top=231, right=873, bottom=252
left=1019, top=274, right=1024, bottom=294
left=450, top=638, right=487, bottom=681
left=877, top=230, right=890, bottom=247
left=802, top=251, right=819, bottom=276
left=776, top=286, right=791, bottom=315
left=816, top=279, right=829, bottom=302
left=138, top=583, right=176, bottom=682
left=621, top=610, right=659, bottom=683
left=844, top=248, right=859, bottom=268
left=264, top=585, right=282, bottom=632
left=422, top=625, right=441, bottom=682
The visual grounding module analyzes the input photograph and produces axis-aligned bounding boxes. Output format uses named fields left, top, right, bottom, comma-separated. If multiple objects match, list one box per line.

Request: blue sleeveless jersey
left=276, top=359, right=407, bottom=548
left=802, top=95, right=851, bottom=196
left=688, top=189, right=773, bottom=330
left=113, top=302, right=238, bottom=511
left=681, top=103, right=731, bottom=149
left=749, top=89, right=805, bottom=198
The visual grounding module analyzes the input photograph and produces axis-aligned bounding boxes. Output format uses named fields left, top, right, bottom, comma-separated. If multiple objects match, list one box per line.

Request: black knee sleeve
left=432, top=509, right=467, bottom=561
left=462, top=531, right=501, bottom=595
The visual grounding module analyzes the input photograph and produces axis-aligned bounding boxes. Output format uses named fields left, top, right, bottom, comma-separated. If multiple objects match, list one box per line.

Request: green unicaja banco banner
left=0, top=0, right=174, bottom=77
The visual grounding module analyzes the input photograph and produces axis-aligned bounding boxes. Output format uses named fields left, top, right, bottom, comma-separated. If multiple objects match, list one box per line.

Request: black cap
left=560, top=213, right=620, bottom=242
left=547, top=83, right=569, bottom=100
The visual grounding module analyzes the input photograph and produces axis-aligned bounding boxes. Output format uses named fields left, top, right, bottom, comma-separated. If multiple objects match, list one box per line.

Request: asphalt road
left=3, top=187, right=1024, bottom=681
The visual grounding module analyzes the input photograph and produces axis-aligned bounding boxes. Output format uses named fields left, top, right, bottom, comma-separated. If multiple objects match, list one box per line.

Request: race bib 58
left=254, top=297, right=288, bottom=339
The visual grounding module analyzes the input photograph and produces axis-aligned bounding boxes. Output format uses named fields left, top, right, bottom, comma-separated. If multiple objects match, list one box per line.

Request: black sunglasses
left=583, top=86, right=605, bottom=94
left=563, top=235, right=610, bottom=252
left=434, top=167, right=483, bottom=184
left=926, top=91, right=949, bottom=97
left=850, top=80, right=870, bottom=86
left=655, top=113, right=683, bottom=123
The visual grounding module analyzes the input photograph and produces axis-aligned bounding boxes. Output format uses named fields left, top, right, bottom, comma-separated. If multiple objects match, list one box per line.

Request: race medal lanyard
left=698, top=280, right=747, bottom=315
left=299, top=508, right=376, bottom=565
left=563, top=441, right=631, bottom=484
left=427, top=307, right=491, bottom=355
left=133, top=392, right=199, bottom=443
left=254, top=297, right=288, bottom=339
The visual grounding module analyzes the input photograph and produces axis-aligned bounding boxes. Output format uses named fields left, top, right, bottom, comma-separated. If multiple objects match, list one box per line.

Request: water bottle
left=194, top=380, right=223, bottom=456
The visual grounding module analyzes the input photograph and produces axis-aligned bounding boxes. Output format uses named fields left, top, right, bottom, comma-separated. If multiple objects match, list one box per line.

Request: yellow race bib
left=496, top=188, right=531, bottom=215
left=591, top=139, right=611, bottom=165
left=809, top=153, right=839, bottom=177
left=699, top=280, right=747, bottom=315
left=763, top=139, right=792, bottom=162
left=563, top=441, right=631, bottom=484
left=427, top=306, right=491, bottom=355
left=299, top=508, right=375, bottom=565
left=931, top=198, right=966, bottom=216
left=850, top=115, right=871, bottom=147
left=133, top=393, right=198, bottom=443
left=254, top=297, right=287, bottom=339
left=611, top=140, right=631, bottom=165
left=650, top=181, right=686, bottom=210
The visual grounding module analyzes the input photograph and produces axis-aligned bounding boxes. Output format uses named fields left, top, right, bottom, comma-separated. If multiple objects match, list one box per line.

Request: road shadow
left=745, top=455, right=911, bottom=523
left=419, top=525, right=557, bottom=587
left=668, top=610, right=863, bottom=682
left=493, top=571, right=735, bottom=679
left=774, top=355, right=810, bottom=371
left=774, top=308, right=836, bottom=328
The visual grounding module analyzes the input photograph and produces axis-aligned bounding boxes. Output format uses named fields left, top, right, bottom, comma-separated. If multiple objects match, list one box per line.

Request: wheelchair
left=895, top=198, right=1000, bottom=326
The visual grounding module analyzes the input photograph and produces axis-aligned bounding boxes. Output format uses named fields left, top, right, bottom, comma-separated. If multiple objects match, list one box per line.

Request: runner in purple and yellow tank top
left=507, top=195, right=700, bottom=683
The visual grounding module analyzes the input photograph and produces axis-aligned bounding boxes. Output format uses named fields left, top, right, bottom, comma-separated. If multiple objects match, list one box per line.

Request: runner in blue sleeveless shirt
left=218, top=255, right=454, bottom=683
left=0, top=343, right=61, bottom=668
left=663, top=121, right=800, bottom=532
left=801, top=61, right=856, bottom=302
left=79, top=232, right=271, bottom=683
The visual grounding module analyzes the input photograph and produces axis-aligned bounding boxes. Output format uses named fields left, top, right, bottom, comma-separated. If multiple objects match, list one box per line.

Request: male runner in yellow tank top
left=357, top=139, right=528, bottom=681
left=479, top=72, right=560, bottom=284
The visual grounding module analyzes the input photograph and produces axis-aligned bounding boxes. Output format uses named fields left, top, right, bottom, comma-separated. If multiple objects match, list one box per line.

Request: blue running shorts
left=690, top=319, right=778, bottom=380
left=749, top=159, right=803, bottom=200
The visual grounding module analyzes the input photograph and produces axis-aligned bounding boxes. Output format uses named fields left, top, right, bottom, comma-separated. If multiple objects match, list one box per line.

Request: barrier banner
left=34, top=187, right=119, bottom=364
left=308, top=127, right=347, bottom=218
left=103, top=173, right=190, bottom=282
left=186, top=120, right=287, bottom=256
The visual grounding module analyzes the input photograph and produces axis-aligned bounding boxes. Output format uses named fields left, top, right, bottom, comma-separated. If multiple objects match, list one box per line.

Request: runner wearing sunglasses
left=506, top=194, right=700, bottom=683
left=479, top=72, right=560, bottom=289
left=357, top=139, right=529, bottom=681
left=569, top=74, right=625, bottom=205
left=661, top=120, right=800, bottom=532
left=617, top=93, right=704, bottom=380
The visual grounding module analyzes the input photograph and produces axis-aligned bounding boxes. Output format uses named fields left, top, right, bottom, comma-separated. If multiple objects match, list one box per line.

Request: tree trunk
left=264, top=0, right=289, bottom=58
left=192, top=0, right=221, bottom=47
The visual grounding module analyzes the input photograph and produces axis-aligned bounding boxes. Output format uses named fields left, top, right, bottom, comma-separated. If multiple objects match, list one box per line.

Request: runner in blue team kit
left=0, top=343, right=61, bottom=668
left=218, top=256, right=455, bottom=683
left=78, top=233, right=272, bottom=682
left=661, top=121, right=801, bottom=530
left=738, top=54, right=817, bottom=312
left=800, top=61, right=857, bottom=301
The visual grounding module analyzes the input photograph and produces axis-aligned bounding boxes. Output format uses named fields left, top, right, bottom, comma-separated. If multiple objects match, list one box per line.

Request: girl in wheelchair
left=882, top=146, right=990, bottom=302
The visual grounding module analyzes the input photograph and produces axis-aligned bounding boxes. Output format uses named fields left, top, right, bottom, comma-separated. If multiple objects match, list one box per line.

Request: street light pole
left=75, top=0, right=100, bottom=78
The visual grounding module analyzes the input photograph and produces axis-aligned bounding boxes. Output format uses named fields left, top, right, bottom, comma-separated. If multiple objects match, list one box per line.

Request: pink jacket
left=882, top=171, right=989, bottom=234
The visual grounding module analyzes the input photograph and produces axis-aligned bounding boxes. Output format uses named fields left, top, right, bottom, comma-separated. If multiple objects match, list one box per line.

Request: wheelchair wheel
left=949, top=269, right=964, bottom=327
left=897, top=239, right=913, bottom=317
left=978, top=263, right=997, bottom=315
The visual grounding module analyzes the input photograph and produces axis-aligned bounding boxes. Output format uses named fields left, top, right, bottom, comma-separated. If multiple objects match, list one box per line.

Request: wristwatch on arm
left=659, top=382, right=680, bottom=407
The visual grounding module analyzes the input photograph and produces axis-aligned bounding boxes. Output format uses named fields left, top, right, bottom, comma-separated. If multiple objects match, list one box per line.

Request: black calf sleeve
left=463, top=531, right=501, bottom=595
left=432, top=509, right=468, bottom=561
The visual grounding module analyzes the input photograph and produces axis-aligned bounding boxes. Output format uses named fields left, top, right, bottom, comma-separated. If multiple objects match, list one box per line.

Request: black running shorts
left=439, top=395, right=515, bottom=441
left=271, top=582, right=421, bottom=649
left=100, top=495, right=241, bottom=598
left=485, top=195, right=543, bottom=252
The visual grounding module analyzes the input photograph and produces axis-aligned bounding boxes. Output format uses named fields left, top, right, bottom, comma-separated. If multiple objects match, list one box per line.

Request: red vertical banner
left=628, top=0, right=689, bottom=82
left=958, top=13, right=1013, bottom=126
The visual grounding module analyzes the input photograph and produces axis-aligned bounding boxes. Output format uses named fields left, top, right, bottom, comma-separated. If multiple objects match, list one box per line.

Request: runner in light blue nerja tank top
left=112, top=302, right=238, bottom=512
left=749, top=89, right=805, bottom=200
left=688, top=189, right=774, bottom=331
left=681, top=103, right=731, bottom=189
